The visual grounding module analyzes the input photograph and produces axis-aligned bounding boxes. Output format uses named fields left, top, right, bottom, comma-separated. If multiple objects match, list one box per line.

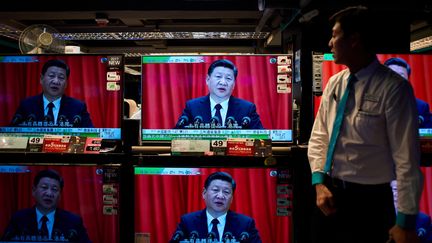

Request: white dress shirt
left=206, top=211, right=227, bottom=242
left=209, top=97, right=229, bottom=126
left=36, top=208, right=56, bottom=239
left=308, top=58, right=423, bottom=226
left=43, top=95, right=62, bottom=124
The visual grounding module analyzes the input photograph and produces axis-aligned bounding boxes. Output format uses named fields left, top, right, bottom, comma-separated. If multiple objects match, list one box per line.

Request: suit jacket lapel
left=202, top=96, right=212, bottom=122
left=226, top=96, right=238, bottom=118
left=36, top=94, right=45, bottom=119
left=196, top=209, right=209, bottom=239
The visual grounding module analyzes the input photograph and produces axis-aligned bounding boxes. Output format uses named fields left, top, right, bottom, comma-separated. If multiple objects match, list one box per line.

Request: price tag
left=29, top=136, right=44, bottom=144
left=211, top=140, right=227, bottom=148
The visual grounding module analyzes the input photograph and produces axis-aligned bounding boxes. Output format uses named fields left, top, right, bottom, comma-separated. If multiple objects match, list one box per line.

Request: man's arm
left=385, top=80, right=423, bottom=229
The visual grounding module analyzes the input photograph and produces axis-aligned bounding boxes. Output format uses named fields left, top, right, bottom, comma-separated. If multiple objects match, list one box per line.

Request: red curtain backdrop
left=134, top=168, right=291, bottom=243
left=313, top=54, right=432, bottom=220
left=0, top=165, right=119, bottom=243
left=141, top=55, right=292, bottom=130
left=0, top=55, right=122, bottom=128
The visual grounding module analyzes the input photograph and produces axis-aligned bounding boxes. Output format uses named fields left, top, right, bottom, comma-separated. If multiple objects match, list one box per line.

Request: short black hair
left=329, top=6, right=375, bottom=51
left=204, top=171, right=236, bottom=192
left=207, top=59, right=238, bottom=79
left=383, top=57, right=411, bottom=76
left=33, top=169, right=64, bottom=189
left=41, top=59, right=70, bottom=77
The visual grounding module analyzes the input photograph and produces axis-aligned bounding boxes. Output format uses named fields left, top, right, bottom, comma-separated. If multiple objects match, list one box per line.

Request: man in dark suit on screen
left=384, top=57, right=432, bottom=128
left=170, top=171, right=261, bottom=243
left=10, top=59, right=94, bottom=128
left=175, top=59, right=263, bottom=129
left=1, top=169, right=92, bottom=243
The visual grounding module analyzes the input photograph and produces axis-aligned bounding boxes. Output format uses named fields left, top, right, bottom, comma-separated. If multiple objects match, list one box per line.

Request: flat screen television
left=0, top=164, right=120, bottom=243
left=0, top=54, right=123, bottom=141
left=134, top=167, right=292, bottom=242
left=313, top=53, right=432, bottom=137
left=140, top=55, right=293, bottom=145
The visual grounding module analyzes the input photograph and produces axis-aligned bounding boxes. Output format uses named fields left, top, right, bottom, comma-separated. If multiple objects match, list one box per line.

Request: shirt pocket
left=354, top=95, right=384, bottom=134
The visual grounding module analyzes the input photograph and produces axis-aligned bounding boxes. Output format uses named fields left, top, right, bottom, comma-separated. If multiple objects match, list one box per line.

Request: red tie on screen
left=47, top=102, right=55, bottom=123
left=40, top=215, right=49, bottom=238
left=215, top=104, right=223, bottom=126
left=211, top=218, right=220, bottom=241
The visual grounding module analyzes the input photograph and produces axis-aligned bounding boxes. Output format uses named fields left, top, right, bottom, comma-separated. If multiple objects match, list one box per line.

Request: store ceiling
left=0, top=0, right=430, bottom=57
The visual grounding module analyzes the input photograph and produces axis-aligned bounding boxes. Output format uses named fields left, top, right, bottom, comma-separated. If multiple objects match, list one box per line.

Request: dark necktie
left=40, top=215, right=49, bottom=238
left=324, top=74, right=356, bottom=173
left=47, top=102, right=55, bottom=122
left=211, top=218, right=220, bottom=241
left=215, top=104, right=223, bottom=126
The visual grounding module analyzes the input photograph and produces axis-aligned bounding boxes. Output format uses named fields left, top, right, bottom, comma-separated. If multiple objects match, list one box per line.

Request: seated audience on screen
left=1, top=169, right=92, bottom=243
left=175, top=59, right=263, bottom=129
left=170, top=171, right=261, bottom=243
left=384, top=57, right=432, bottom=128
left=10, top=59, right=94, bottom=128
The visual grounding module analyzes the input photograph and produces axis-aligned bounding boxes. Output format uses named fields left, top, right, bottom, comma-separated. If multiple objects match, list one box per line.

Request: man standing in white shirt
left=308, top=6, right=423, bottom=243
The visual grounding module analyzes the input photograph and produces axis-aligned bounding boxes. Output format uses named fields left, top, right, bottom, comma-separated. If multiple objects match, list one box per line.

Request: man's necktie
left=324, top=74, right=356, bottom=173
left=40, top=215, right=49, bottom=238
left=215, top=104, right=223, bottom=126
left=47, top=102, right=55, bottom=123
left=211, top=218, right=220, bottom=241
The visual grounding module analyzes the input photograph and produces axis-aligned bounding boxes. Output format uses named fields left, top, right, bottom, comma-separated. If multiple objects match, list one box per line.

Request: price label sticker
left=29, top=137, right=44, bottom=144
left=211, top=140, right=227, bottom=148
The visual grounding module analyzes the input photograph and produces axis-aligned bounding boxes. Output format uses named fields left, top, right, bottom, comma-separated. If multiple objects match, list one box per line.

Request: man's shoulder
left=186, top=96, right=208, bottom=104
left=230, top=96, right=254, bottom=106
left=228, top=211, right=254, bottom=222
left=56, top=208, right=82, bottom=220
left=61, top=95, right=85, bottom=106
left=20, top=94, right=42, bottom=104
left=11, top=208, right=35, bottom=218
left=181, top=210, right=204, bottom=219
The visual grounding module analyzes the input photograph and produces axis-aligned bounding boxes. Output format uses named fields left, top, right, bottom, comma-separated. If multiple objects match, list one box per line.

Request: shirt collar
left=209, top=96, right=230, bottom=111
left=353, top=58, right=380, bottom=81
left=206, top=210, right=227, bottom=228
left=43, top=95, right=62, bottom=109
left=35, top=207, right=56, bottom=224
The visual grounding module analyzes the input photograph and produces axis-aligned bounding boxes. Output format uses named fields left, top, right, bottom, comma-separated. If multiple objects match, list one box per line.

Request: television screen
left=0, top=54, right=123, bottom=140
left=313, top=53, right=432, bottom=136
left=134, top=167, right=292, bottom=242
left=141, top=55, right=293, bottom=143
left=0, top=165, right=119, bottom=243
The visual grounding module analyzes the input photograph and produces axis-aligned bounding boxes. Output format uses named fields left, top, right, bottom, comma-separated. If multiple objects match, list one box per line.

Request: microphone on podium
left=27, top=114, right=36, bottom=123
left=58, top=115, right=67, bottom=123
left=72, top=115, right=81, bottom=127
left=207, top=231, right=217, bottom=240
left=176, top=115, right=189, bottom=128
left=225, top=116, right=235, bottom=128
left=241, top=116, right=251, bottom=128
left=11, top=114, right=23, bottom=126
left=223, top=231, right=233, bottom=240
left=240, top=232, right=249, bottom=242
left=189, top=231, right=199, bottom=240
left=210, top=116, right=220, bottom=127
left=44, top=115, right=53, bottom=122
left=171, top=230, right=184, bottom=242
left=193, top=116, right=203, bottom=126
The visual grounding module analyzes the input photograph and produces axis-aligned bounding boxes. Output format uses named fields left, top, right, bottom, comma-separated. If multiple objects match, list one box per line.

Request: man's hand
left=315, top=183, right=337, bottom=216
left=388, top=225, right=419, bottom=243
